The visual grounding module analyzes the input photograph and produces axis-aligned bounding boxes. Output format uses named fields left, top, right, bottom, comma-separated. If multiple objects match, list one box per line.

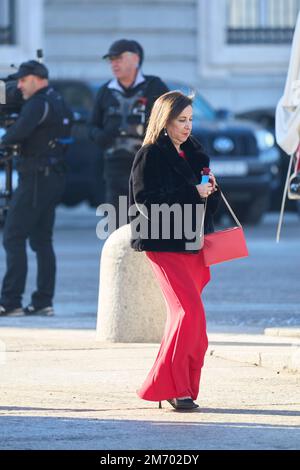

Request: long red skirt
left=137, top=249, right=210, bottom=402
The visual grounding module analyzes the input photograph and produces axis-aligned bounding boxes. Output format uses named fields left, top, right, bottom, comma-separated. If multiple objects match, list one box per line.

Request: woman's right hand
left=196, top=182, right=214, bottom=198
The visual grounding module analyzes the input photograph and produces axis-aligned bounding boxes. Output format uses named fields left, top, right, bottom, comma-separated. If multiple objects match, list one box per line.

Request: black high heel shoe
left=158, top=398, right=199, bottom=410
left=167, top=398, right=199, bottom=411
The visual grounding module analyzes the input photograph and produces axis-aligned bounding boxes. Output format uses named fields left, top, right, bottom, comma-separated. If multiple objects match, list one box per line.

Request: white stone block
left=96, top=224, right=166, bottom=343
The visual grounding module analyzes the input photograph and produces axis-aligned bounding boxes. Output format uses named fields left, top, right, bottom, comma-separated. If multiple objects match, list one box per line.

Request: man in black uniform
left=0, top=60, right=72, bottom=317
left=88, top=39, right=168, bottom=226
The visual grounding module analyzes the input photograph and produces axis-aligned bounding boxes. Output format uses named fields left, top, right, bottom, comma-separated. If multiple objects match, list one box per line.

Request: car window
left=167, top=81, right=215, bottom=122
left=51, top=82, right=94, bottom=115
left=192, top=93, right=216, bottom=122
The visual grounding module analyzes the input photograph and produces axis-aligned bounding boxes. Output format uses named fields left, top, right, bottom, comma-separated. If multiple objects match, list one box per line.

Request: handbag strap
left=203, top=186, right=243, bottom=228
left=219, top=189, right=242, bottom=228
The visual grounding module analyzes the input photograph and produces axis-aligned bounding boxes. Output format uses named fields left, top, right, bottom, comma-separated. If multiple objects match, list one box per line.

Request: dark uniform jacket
left=129, top=134, right=221, bottom=253
left=2, top=86, right=72, bottom=172
left=88, top=75, right=169, bottom=150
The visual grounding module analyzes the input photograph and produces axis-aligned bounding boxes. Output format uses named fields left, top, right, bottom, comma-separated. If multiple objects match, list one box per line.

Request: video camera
left=0, top=68, right=24, bottom=224
left=0, top=48, right=45, bottom=127
left=0, top=77, right=24, bottom=128
left=0, top=65, right=24, bottom=164
left=0, top=78, right=21, bottom=200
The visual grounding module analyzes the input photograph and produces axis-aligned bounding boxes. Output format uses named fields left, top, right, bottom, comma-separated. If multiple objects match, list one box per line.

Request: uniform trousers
left=0, top=170, right=65, bottom=309
left=103, top=152, right=134, bottom=228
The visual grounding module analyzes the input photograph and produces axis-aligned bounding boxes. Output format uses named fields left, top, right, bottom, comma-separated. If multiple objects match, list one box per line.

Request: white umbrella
left=275, top=11, right=300, bottom=241
left=276, top=11, right=300, bottom=154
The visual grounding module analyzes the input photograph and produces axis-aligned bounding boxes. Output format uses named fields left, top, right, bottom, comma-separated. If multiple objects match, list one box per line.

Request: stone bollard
left=96, top=224, right=166, bottom=343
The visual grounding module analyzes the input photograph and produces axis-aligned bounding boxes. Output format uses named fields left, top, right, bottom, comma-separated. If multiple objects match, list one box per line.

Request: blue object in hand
left=201, top=175, right=210, bottom=184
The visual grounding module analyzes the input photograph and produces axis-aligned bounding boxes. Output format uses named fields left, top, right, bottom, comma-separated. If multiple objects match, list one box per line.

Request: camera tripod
left=0, top=145, right=18, bottom=224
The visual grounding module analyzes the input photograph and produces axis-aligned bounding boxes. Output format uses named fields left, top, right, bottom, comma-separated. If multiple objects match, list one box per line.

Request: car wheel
left=235, top=194, right=270, bottom=225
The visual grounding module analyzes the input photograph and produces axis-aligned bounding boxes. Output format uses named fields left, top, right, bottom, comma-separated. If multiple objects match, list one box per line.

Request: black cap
left=131, top=40, right=144, bottom=66
left=9, top=60, right=49, bottom=80
left=103, top=39, right=143, bottom=64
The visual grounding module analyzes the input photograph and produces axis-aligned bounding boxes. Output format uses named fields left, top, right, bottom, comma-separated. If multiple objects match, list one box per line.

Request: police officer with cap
left=0, top=60, right=73, bottom=317
left=88, top=39, right=168, bottom=227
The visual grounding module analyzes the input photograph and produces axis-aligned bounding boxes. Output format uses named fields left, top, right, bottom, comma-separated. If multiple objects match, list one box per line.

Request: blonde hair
left=143, top=91, right=193, bottom=146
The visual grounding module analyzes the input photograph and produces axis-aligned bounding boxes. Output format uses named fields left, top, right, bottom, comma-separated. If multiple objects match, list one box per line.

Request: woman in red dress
left=129, top=91, right=220, bottom=411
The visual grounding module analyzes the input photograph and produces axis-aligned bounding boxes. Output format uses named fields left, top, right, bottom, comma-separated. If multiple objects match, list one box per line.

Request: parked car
left=1, top=79, right=281, bottom=225
left=236, top=107, right=296, bottom=212
left=50, top=79, right=104, bottom=207
left=52, top=79, right=281, bottom=224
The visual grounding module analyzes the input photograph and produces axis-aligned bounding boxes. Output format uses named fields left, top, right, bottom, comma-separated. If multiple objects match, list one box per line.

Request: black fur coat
left=129, top=133, right=221, bottom=252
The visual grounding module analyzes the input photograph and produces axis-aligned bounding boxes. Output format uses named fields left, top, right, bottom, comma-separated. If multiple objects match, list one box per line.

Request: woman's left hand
left=201, top=170, right=218, bottom=194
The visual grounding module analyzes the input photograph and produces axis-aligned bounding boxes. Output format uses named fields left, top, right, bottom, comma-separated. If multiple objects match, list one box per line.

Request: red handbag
left=202, top=190, right=249, bottom=267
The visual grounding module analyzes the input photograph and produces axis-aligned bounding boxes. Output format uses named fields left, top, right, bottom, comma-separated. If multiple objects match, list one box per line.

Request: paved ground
left=0, top=206, right=299, bottom=450
left=0, top=327, right=299, bottom=450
